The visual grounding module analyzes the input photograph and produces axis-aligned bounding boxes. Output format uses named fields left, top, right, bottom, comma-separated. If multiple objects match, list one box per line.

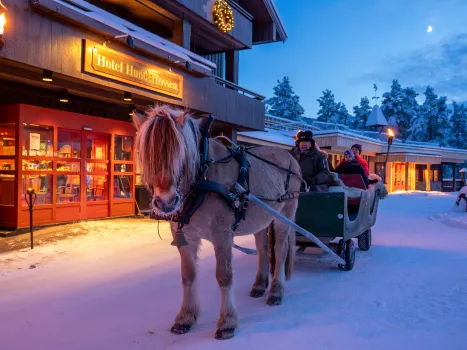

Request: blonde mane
left=133, top=104, right=201, bottom=189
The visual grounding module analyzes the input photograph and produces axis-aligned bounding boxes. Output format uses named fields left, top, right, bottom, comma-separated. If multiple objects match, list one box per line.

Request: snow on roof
left=366, top=105, right=388, bottom=127
left=239, top=129, right=294, bottom=146
left=53, top=0, right=216, bottom=71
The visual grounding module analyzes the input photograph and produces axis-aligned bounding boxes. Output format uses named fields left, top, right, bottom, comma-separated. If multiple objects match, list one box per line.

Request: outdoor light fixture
left=115, top=34, right=134, bottom=48
left=25, top=188, right=37, bottom=249
left=42, top=69, right=53, bottom=82
left=59, top=88, right=69, bottom=103
left=0, top=2, right=6, bottom=51
left=384, top=129, right=395, bottom=184
left=128, top=104, right=135, bottom=117
left=124, top=91, right=132, bottom=101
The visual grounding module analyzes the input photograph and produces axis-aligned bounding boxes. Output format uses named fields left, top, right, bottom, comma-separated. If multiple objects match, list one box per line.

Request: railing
left=215, top=77, right=266, bottom=101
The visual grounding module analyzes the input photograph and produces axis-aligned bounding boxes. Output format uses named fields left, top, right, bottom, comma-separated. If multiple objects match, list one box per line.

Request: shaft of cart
left=234, top=183, right=346, bottom=265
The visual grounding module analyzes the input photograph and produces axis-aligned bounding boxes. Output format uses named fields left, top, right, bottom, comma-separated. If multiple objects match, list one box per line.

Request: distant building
left=239, top=114, right=467, bottom=193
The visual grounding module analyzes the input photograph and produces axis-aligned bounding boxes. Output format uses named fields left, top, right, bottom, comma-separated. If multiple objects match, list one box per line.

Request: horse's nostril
left=153, top=197, right=161, bottom=208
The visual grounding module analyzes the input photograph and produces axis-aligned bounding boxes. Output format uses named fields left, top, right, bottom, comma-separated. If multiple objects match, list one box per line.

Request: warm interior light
left=388, top=129, right=394, bottom=137
left=0, top=13, right=5, bottom=36
left=42, top=69, right=53, bottom=82
left=124, top=92, right=132, bottom=102
left=59, top=88, right=69, bottom=103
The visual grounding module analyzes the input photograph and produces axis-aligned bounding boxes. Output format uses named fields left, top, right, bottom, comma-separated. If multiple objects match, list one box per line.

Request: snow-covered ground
left=1, top=192, right=467, bottom=350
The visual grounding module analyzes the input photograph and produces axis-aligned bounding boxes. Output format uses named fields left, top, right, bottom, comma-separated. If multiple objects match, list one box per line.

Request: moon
left=427, top=25, right=433, bottom=33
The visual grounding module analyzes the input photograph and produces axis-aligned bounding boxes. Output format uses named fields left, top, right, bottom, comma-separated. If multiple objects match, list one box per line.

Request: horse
left=133, top=104, right=302, bottom=340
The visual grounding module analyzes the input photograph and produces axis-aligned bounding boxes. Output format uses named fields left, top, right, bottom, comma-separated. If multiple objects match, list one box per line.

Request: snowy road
left=1, top=192, right=467, bottom=350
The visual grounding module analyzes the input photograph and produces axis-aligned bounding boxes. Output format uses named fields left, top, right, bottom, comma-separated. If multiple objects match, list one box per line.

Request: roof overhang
left=238, top=0, right=287, bottom=44
left=30, top=0, right=216, bottom=76
left=373, top=152, right=442, bottom=164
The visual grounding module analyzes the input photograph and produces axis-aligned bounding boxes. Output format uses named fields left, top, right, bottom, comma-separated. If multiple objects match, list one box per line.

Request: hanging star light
left=213, top=0, right=235, bottom=33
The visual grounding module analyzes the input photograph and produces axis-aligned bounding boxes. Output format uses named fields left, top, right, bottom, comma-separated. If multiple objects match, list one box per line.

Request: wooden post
left=405, top=162, right=409, bottom=191
left=425, top=163, right=431, bottom=191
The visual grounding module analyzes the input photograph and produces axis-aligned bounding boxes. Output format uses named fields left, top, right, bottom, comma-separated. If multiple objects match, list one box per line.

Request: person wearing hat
left=338, top=143, right=369, bottom=176
left=335, top=150, right=369, bottom=187
left=291, top=130, right=331, bottom=191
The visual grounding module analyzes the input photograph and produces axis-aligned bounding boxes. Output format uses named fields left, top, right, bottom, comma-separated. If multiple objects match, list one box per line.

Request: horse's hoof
left=249, top=288, right=265, bottom=298
left=215, top=328, right=235, bottom=340
left=170, top=324, right=191, bottom=334
left=266, top=295, right=282, bottom=306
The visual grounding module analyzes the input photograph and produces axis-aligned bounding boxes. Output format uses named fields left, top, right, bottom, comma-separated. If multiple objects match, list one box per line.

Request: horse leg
left=250, top=228, right=269, bottom=298
left=266, top=220, right=292, bottom=306
left=213, top=236, right=237, bottom=340
left=171, top=235, right=201, bottom=335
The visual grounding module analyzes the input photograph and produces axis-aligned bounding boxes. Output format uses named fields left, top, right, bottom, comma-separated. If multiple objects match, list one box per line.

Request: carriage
left=294, top=174, right=381, bottom=271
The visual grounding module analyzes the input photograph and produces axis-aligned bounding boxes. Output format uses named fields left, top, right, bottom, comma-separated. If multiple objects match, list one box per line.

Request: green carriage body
left=295, top=190, right=380, bottom=246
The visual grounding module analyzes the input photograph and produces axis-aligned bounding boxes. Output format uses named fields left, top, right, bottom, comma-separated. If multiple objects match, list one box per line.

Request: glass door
left=83, top=132, right=109, bottom=202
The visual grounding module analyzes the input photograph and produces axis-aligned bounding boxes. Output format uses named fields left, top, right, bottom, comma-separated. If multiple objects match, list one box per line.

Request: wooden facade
left=0, top=0, right=286, bottom=230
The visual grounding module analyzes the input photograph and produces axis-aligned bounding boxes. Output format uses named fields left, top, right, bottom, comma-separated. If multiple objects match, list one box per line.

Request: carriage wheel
left=338, top=239, right=355, bottom=271
left=358, top=229, right=372, bottom=251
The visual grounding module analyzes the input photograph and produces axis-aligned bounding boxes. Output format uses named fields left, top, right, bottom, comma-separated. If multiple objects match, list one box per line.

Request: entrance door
left=392, top=163, right=406, bottom=191
left=82, top=131, right=110, bottom=219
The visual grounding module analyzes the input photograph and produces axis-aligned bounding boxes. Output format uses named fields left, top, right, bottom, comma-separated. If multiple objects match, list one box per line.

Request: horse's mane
left=134, top=104, right=201, bottom=189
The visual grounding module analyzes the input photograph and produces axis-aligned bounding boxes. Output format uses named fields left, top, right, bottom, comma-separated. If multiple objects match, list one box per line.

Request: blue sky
left=239, top=0, right=467, bottom=117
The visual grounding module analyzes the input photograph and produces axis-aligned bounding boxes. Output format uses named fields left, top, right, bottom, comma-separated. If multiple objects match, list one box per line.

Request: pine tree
left=335, top=102, right=352, bottom=126
left=411, top=86, right=451, bottom=144
left=381, top=79, right=403, bottom=128
left=398, top=87, right=419, bottom=141
left=352, top=97, right=371, bottom=129
left=265, top=76, right=305, bottom=120
left=317, top=89, right=338, bottom=122
left=448, top=102, right=467, bottom=149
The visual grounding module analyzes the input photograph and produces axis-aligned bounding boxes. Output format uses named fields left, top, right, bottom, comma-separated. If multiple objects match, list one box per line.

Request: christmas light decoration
left=213, top=0, right=234, bottom=33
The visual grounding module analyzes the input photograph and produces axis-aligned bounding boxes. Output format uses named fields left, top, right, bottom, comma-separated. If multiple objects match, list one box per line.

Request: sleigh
left=294, top=174, right=381, bottom=270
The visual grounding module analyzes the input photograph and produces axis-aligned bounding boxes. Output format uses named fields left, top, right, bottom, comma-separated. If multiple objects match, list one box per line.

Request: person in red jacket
left=350, top=144, right=369, bottom=176
left=337, top=143, right=369, bottom=176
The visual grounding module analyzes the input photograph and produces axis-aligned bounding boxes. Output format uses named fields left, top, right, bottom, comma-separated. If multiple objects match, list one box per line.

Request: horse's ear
left=132, top=111, right=145, bottom=130
left=174, top=111, right=189, bottom=127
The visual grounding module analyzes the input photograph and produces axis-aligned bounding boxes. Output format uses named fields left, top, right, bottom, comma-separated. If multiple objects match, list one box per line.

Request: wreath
left=213, top=0, right=235, bottom=33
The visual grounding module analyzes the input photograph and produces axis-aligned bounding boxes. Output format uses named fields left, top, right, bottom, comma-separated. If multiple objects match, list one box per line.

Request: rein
left=156, top=116, right=305, bottom=248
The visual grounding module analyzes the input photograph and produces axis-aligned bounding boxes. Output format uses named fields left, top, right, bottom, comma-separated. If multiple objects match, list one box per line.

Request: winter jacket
left=335, top=159, right=369, bottom=187
left=338, top=154, right=369, bottom=176
left=291, top=146, right=331, bottom=191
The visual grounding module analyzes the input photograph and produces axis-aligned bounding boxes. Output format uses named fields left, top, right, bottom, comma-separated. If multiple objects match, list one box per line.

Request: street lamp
left=0, top=6, right=6, bottom=51
left=25, top=188, right=37, bottom=249
left=384, top=129, right=394, bottom=184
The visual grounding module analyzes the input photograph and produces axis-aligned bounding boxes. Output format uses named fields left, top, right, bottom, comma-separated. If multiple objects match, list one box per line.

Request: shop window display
left=114, top=175, right=133, bottom=199
left=22, top=159, right=53, bottom=171
left=22, top=174, right=52, bottom=206
left=0, top=124, right=16, bottom=156
left=114, top=135, right=133, bottom=161
left=56, top=175, right=80, bottom=203
left=87, top=134, right=108, bottom=160
left=22, top=124, right=53, bottom=157
left=86, top=175, right=108, bottom=201
left=58, top=130, right=81, bottom=158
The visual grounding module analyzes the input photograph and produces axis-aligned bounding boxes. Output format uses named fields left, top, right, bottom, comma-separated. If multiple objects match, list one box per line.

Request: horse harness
left=152, top=116, right=303, bottom=248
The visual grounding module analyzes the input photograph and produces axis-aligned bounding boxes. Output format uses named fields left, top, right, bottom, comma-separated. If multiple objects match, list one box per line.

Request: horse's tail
left=285, top=227, right=295, bottom=281
left=268, top=222, right=276, bottom=277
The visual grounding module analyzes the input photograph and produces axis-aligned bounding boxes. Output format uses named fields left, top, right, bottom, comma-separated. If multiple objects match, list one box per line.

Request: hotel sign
left=83, top=40, right=183, bottom=99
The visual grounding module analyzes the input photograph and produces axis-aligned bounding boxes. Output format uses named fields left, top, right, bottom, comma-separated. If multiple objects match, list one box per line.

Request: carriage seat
left=338, top=174, right=367, bottom=207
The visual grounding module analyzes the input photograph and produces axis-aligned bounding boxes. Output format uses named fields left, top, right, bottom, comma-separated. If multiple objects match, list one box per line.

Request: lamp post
left=25, top=188, right=36, bottom=249
left=384, top=129, right=394, bottom=184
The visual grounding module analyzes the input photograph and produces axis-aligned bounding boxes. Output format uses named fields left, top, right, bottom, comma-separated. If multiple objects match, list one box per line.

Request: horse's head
left=133, top=104, right=200, bottom=217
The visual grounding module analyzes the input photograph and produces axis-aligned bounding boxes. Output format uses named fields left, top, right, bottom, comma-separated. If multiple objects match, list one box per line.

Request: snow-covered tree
left=265, top=76, right=305, bottom=120
left=335, top=102, right=353, bottom=126
left=448, top=102, right=467, bottom=149
left=411, top=86, right=450, bottom=145
left=398, top=87, right=419, bottom=141
left=352, top=97, right=371, bottom=129
left=317, top=89, right=338, bottom=122
left=381, top=79, right=403, bottom=129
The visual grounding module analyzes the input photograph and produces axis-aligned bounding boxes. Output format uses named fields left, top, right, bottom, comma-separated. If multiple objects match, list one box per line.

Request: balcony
left=212, top=78, right=265, bottom=131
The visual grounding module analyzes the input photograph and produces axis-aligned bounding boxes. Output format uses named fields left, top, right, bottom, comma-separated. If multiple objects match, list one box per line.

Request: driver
left=291, top=130, right=331, bottom=192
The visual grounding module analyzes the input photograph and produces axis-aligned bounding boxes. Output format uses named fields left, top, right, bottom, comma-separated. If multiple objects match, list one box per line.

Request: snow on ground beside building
left=429, top=191, right=467, bottom=230
left=1, top=193, right=467, bottom=350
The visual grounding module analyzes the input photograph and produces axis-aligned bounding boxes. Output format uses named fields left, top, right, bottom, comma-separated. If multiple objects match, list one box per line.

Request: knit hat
left=295, top=129, right=314, bottom=146
left=344, top=150, right=355, bottom=159
left=351, top=144, right=362, bottom=155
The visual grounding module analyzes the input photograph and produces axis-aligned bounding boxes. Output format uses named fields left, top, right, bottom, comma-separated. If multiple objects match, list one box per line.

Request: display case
left=58, top=129, right=81, bottom=158
left=114, top=175, right=132, bottom=199
left=22, top=123, right=54, bottom=157
left=22, top=174, right=52, bottom=206
left=0, top=123, right=16, bottom=156
left=56, top=174, right=80, bottom=203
